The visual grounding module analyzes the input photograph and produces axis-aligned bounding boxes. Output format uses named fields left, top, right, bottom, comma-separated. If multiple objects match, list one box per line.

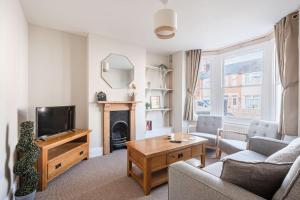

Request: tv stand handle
left=55, top=163, right=62, bottom=169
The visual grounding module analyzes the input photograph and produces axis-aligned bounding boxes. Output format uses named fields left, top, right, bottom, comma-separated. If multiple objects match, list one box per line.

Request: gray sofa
left=169, top=137, right=300, bottom=200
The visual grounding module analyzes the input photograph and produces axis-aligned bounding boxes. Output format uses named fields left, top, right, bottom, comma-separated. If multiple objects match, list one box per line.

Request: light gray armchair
left=218, top=120, right=279, bottom=156
left=188, top=115, right=223, bottom=158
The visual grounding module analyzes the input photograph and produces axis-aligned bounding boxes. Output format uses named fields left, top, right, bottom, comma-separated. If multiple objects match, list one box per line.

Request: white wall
left=145, top=53, right=171, bottom=135
left=28, top=25, right=88, bottom=129
left=172, top=51, right=187, bottom=132
left=0, top=0, right=28, bottom=199
left=88, top=33, right=146, bottom=156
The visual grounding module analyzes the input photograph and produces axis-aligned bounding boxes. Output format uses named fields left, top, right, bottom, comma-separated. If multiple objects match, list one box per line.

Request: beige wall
left=0, top=0, right=28, bottom=199
left=88, top=33, right=146, bottom=156
left=172, top=51, right=187, bottom=132
left=28, top=25, right=88, bottom=129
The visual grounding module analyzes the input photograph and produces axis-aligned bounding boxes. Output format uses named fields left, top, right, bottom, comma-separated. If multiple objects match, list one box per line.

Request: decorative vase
left=15, top=191, right=36, bottom=200
left=129, top=93, right=135, bottom=101
left=96, top=91, right=107, bottom=101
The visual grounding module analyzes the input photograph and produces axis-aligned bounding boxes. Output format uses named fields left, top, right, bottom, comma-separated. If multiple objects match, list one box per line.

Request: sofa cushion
left=220, top=159, right=292, bottom=199
left=189, top=132, right=217, bottom=146
left=222, top=150, right=267, bottom=162
left=203, top=161, right=223, bottom=177
left=273, top=156, right=300, bottom=200
left=266, top=137, right=300, bottom=163
left=219, top=139, right=247, bottom=154
left=203, top=150, right=267, bottom=178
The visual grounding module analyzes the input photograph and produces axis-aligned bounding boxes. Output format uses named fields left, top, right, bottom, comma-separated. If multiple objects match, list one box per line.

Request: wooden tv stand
left=35, top=129, right=91, bottom=191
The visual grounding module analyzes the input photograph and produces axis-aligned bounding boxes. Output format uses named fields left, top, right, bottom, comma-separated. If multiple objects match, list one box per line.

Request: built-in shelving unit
left=145, top=61, right=173, bottom=137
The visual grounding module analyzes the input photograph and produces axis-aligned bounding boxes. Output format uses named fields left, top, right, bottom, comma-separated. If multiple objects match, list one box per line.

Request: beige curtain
left=275, top=11, right=299, bottom=136
left=184, top=49, right=202, bottom=121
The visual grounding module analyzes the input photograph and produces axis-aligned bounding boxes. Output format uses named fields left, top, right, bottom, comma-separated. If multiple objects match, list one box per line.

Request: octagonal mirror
left=101, top=54, right=134, bottom=89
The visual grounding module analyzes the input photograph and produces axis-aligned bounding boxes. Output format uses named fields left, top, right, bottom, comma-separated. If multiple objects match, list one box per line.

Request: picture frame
left=150, top=96, right=160, bottom=109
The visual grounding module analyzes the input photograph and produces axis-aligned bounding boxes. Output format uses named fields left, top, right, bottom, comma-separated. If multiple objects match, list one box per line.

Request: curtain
left=184, top=49, right=202, bottom=121
left=275, top=11, right=299, bottom=136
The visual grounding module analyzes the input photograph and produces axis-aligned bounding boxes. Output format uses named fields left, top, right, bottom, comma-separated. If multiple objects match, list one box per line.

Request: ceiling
left=20, top=0, right=300, bottom=55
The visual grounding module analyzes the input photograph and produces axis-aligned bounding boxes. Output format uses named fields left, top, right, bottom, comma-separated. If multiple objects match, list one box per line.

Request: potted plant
left=145, top=102, right=151, bottom=110
left=14, top=121, right=40, bottom=200
left=158, top=64, right=168, bottom=70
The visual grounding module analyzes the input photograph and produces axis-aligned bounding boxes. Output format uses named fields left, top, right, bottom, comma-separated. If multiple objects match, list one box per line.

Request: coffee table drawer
left=167, top=148, right=191, bottom=164
left=151, top=155, right=167, bottom=171
left=191, top=145, right=203, bottom=156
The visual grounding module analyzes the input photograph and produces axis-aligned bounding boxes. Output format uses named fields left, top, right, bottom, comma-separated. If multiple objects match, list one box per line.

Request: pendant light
left=154, top=0, right=177, bottom=39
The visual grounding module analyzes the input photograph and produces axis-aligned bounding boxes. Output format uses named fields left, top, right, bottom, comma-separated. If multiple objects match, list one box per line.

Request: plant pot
left=15, top=191, right=36, bottom=200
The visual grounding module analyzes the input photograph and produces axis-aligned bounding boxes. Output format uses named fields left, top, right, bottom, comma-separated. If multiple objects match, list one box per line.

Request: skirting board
left=4, top=181, right=17, bottom=200
left=89, top=147, right=103, bottom=158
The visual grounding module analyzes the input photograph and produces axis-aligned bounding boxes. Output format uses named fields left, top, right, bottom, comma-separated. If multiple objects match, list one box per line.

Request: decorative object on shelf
left=145, top=102, right=151, bottom=110
left=96, top=91, right=107, bottom=101
left=13, top=121, right=40, bottom=200
left=150, top=96, right=161, bottom=109
left=154, top=0, right=177, bottom=39
left=159, top=64, right=168, bottom=70
left=128, top=83, right=136, bottom=101
left=101, top=53, right=134, bottom=88
left=146, top=120, right=152, bottom=131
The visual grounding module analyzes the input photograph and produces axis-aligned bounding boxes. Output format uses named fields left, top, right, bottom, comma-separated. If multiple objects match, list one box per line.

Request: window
left=194, top=59, right=211, bottom=115
left=232, top=95, right=238, bottom=106
left=245, top=95, right=261, bottom=109
left=192, top=40, right=278, bottom=123
left=223, top=51, right=263, bottom=120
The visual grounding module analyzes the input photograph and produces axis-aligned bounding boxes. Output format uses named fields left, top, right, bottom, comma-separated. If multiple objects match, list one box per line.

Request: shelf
left=146, top=108, right=172, bottom=112
left=146, top=88, right=172, bottom=92
left=146, top=65, right=173, bottom=73
left=48, top=142, right=85, bottom=162
left=151, top=168, right=168, bottom=188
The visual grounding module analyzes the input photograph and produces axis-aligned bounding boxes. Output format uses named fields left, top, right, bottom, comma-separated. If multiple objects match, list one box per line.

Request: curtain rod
left=202, top=32, right=274, bottom=55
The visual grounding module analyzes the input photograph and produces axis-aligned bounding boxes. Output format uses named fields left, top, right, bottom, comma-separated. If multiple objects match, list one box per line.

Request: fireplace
left=98, top=101, right=137, bottom=155
left=110, top=111, right=130, bottom=152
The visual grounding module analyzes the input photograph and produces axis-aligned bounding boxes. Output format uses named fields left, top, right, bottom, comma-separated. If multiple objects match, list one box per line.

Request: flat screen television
left=36, top=105, right=75, bottom=138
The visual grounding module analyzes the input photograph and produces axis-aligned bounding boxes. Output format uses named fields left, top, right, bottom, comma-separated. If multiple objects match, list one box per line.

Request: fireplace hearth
left=110, top=111, right=130, bottom=152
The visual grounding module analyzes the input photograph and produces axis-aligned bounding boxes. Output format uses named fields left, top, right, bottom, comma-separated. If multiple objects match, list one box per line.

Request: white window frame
left=193, top=57, right=213, bottom=118
left=198, top=40, right=277, bottom=125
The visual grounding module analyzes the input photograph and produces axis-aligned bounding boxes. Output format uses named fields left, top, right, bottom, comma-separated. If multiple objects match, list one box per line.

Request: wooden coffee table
left=127, top=133, right=208, bottom=195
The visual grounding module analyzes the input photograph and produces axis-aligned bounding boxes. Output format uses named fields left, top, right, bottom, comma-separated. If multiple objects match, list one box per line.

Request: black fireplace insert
left=110, top=111, right=130, bottom=152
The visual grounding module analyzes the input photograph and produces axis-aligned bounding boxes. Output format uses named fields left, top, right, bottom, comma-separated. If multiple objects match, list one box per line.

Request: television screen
left=36, top=106, right=75, bottom=138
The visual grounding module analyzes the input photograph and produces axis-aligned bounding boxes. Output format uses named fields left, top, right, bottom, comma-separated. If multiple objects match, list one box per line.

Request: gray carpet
left=36, top=149, right=219, bottom=200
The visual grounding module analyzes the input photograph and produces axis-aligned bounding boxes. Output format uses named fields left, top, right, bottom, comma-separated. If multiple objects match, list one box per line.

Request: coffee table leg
left=127, top=148, right=132, bottom=177
left=201, top=144, right=206, bottom=167
left=143, top=158, right=151, bottom=195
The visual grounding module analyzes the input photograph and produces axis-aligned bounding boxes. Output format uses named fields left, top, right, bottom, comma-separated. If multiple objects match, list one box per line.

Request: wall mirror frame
left=101, top=53, right=135, bottom=89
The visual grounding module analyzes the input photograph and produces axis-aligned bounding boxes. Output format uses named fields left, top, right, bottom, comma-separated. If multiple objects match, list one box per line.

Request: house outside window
left=194, top=59, right=211, bottom=115
left=223, top=50, right=263, bottom=120
left=193, top=39, right=277, bottom=124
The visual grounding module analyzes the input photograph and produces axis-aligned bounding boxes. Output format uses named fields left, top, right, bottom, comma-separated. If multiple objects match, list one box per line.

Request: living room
left=1, top=0, right=300, bottom=200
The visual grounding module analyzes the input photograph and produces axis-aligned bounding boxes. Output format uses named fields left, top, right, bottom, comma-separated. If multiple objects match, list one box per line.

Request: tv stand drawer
left=47, top=143, right=88, bottom=180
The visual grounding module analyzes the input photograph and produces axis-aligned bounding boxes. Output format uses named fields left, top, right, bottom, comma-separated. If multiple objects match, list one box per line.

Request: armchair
left=188, top=115, right=223, bottom=158
left=218, top=120, right=279, bottom=156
